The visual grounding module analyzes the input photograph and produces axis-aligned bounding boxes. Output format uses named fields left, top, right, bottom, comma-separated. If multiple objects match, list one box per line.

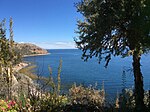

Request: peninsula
left=15, top=43, right=49, bottom=57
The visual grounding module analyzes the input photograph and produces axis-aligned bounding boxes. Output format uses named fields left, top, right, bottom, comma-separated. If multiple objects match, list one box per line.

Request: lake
left=24, top=49, right=150, bottom=100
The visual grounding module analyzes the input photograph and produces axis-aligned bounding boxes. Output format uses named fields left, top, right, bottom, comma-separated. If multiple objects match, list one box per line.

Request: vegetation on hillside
left=18, top=65, right=37, bottom=80
left=0, top=18, right=22, bottom=99
left=15, top=43, right=48, bottom=56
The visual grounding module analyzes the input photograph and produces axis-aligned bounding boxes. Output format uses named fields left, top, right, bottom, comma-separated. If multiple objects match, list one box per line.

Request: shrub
left=69, top=84, right=105, bottom=106
left=22, top=59, right=69, bottom=112
left=0, top=99, right=18, bottom=112
left=118, top=88, right=150, bottom=111
left=66, top=83, right=105, bottom=112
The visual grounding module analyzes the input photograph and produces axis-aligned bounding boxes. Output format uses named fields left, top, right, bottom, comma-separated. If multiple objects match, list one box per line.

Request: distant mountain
left=15, top=43, right=48, bottom=56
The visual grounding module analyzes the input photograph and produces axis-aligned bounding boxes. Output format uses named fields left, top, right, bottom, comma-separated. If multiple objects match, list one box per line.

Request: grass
left=18, top=65, right=38, bottom=80
left=18, top=64, right=50, bottom=83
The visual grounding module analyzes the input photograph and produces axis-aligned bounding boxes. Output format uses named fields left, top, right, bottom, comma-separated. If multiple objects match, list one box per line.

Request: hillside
left=15, top=43, right=48, bottom=56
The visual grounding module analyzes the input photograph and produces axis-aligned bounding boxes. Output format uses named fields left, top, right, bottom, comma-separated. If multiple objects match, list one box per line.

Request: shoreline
left=23, top=53, right=50, bottom=57
left=13, top=62, right=29, bottom=72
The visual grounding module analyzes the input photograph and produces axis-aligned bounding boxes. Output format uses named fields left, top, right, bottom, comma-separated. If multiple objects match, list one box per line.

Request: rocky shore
left=11, top=62, right=41, bottom=98
left=0, top=42, right=49, bottom=98
left=13, top=62, right=29, bottom=72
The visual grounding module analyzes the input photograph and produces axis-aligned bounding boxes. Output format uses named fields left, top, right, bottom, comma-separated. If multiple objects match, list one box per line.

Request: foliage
left=33, top=93, right=67, bottom=112
left=19, top=59, right=68, bottom=112
left=75, top=0, right=150, bottom=63
left=69, top=84, right=105, bottom=106
left=118, top=88, right=135, bottom=111
left=75, top=0, right=150, bottom=111
left=16, top=95, right=32, bottom=112
left=34, top=59, right=68, bottom=112
left=11, top=59, right=108, bottom=112
left=62, top=84, right=105, bottom=112
left=0, top=18, right=22, bottom=99
left=0, top=99, right=18, bottom=112
left=118, top=89, right=150, bottom=110
left=0, top=18, right=22, bottom=66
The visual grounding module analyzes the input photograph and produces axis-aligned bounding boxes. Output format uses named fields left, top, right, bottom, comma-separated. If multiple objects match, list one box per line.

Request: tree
left=75, top=0, right=150, bottom=111
left=0, top=18, right=22, bottom=98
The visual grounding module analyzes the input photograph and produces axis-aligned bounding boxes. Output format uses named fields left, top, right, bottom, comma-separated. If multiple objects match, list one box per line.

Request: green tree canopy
left=75, top=0, right=150, bottom=65
left=75, top=0, right=150, bottom=111
left=0, top=18, right=21, bottom=66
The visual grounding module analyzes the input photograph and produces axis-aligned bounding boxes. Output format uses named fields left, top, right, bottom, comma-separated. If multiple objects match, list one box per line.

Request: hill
left=15, top=43, right=48, bottom=56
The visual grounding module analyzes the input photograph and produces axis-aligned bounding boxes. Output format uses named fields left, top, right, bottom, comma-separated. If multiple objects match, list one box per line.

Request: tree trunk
left=148, top=90, right=150, bottom=110
left=132, top=52, right=145, bottom=111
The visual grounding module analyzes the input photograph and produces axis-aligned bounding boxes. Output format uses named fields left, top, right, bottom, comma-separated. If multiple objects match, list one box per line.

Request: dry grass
left=18, top=65, right=49, bottom=82
left=18, top=65, right=38, bottom=80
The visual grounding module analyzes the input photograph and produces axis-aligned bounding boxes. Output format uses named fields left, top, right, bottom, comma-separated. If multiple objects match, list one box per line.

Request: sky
left=1, top=0, right=82, bottom=49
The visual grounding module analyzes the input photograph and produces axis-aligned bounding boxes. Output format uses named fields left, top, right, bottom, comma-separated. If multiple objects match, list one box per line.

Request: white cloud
left=32, top=41, right=77, bottom=49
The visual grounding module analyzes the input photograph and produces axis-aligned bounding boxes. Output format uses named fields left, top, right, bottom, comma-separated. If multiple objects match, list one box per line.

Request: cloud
left=32, top=41, right=77, bottom=49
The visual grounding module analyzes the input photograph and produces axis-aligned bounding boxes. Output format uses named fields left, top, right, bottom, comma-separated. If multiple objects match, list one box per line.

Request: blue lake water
left=24, top=49, right=150, bottom=100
